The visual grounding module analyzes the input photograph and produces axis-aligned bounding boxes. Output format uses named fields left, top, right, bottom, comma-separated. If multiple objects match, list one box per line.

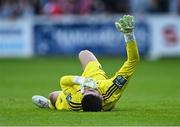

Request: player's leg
left=79, top=50, right=98, bottom=70
left=48, top=91, right=60, bottom=107
left=79, top=50, right=107, bottom=81
left=32, top=91, right=60, bottom=109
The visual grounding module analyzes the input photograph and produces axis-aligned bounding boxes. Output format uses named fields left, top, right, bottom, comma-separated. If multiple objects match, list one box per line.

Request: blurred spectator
left=0, top=0, right=17, bottom=18
left=0, top=0, right=35, bottom=18
left=147, top=0, right=169, bottom=13
left=32, top=0, right=44, bottom=15
left=102, top=0, right=129, bottom=13
left=130, top=0, right=173, bottom=14
left=0, top=0, right=180, bottom=19
left=59, top=0, right=94, bottom=15
left=43, top=0, right=63, bottom=16
left=17, top=0, right=34, bottom=17
left=129, top=0, right=150, bottom=14
left=169, top=0, right=180, bottom=14
left=43, top=0, right=100, bottom=15
left=178, top=1, right=180, bottom=14
left=91, top=0, right=105, bottom=14
left=147, top=0, right=160, bottom=13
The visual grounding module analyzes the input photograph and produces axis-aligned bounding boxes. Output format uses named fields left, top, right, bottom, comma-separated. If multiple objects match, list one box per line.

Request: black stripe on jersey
left=102, top=84, right=117, bottom=98
left=102, top=76, right=127, bottom=101
left=103, top=85, right=118, bottom=99
left=66, top=93, right=82, bottom=111
left=69, top=108, right=82, bottom=111
left=69, top=101, right=81, bottom=106
left=68, top=101, right=82, bottom=110
left=69, top=101, right=82, bottom=108
left=102, top=84, right=115, bottom=96
left=104, top=87, right=119, bottom=101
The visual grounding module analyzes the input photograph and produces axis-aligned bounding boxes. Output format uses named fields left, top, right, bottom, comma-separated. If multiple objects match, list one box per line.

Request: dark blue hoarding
left=34, top=18, right=150, bottom=57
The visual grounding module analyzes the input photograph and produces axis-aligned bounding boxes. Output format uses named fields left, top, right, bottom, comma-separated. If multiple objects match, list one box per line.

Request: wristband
left=73, top=76, right=84, bottom=85
left=124, top=32, right=136, bottom=42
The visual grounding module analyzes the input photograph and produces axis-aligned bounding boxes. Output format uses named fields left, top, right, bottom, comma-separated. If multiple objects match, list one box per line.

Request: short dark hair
left=81, top=94, right=102, bottom=112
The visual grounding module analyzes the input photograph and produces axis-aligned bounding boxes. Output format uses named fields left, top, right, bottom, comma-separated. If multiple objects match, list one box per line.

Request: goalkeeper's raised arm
left=113, top=15, right=140, bottom=79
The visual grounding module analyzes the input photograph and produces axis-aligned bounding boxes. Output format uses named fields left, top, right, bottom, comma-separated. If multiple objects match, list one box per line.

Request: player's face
left=83, top=87, right=102, bottom=99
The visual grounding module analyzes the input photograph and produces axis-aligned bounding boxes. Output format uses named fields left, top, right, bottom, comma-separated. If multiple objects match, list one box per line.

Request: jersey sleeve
left=60, top=75, right=76, bottom=90
left=112, top=40, right=140, bottom=80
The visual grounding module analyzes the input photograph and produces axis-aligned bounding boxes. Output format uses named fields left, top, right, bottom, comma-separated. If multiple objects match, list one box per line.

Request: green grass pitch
left=0, top=56, right=180, bottom=126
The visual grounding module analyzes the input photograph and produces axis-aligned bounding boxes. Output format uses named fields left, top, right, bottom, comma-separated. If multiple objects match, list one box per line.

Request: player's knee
left=79, top=50, right=97, bottom=62
left=79, top=50, right=97, bottom=69
left=78, top=50, right=92, bottom=59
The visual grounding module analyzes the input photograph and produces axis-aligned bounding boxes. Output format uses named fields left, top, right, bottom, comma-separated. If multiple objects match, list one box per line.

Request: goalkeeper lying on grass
left=32, top=15, right=140, bottom=112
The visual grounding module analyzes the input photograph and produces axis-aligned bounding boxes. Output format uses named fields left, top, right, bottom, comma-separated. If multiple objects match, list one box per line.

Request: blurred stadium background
left=0, top=0, right=180, bottom=126
left=0, top=0, right=180, bottom=58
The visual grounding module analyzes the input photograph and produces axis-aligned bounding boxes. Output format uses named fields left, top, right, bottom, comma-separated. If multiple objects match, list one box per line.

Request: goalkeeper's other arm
left=60, top=75, right=97, bottom=93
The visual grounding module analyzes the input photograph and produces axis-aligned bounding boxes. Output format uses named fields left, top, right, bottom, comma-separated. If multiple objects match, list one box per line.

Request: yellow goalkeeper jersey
left=54, top=40, right=140, bottom=111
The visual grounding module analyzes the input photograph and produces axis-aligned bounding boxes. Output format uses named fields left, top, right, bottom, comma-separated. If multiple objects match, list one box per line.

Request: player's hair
left=81, top=94, right=102, bottom=112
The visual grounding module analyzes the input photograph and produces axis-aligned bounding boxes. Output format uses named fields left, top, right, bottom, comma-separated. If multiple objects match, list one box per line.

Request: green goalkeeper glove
left=80, top=78, right=98, bottom=93
left=73, top=76, right=97, bottom=93
left=115, top=15, right=135, bottom=34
